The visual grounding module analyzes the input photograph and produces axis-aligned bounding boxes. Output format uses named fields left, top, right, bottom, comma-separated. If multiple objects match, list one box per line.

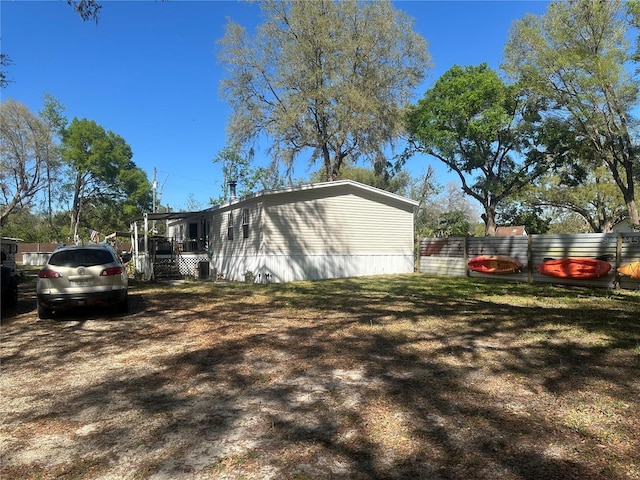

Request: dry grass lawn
left=1, top=273, right=639, bottom=479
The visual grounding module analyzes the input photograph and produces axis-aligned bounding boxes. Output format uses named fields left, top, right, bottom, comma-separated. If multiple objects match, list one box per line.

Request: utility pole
left=152, top=168, right=157, bottom=234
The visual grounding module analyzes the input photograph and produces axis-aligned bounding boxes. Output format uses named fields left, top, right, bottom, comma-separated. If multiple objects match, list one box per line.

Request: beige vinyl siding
left=135, top=180, right=416, bottom=282
left=261, top=188, right=414, bottom=256
left=210, top=202, right=263, bottom=258
left=199, top=180, right=416, bottom=282
left=208, top=212, right=224, bottom=250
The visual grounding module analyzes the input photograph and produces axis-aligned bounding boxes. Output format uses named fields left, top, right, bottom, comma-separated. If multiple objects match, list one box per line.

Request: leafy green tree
left=409, top=166, right=441, bottom=239
left=214, top=147, right=251, bottom=200
left=630, top=0, right=640, bottom=64
left=548, top=211, right=593, bottom=234
left=439, top=182, right=479, bottom=226
left=184, top=194, right=205, bottom=212
left=412, top=177, right=479, bottom=239
left=219, top=0, right=430, bottom=182
left=504, top=107, right=629, bottom=233
left=497, top=203, right=551, bottom=234
left=404, top=64, right=557, bottom=236
left=0, top=99, right=57, bottom=225
left=39, top=94, right=67, bottom=136
left=435, top=210, right=471, bottom=238
left=308, top=165, right=412, bottom=196
left=0, top=208, right=46, bottom=242
left=503, top=0, right=639, bottom=228
left=528, top=166, right=627, bottom=233
left=0, top=208, right=69, bottom=242
left=61, top=118, right=152, bottom=240
left=212, top=146, right=286, bottom=204
left=38, top=94, right=67, bottom=226
left=85, top=165, right=153, bottom=233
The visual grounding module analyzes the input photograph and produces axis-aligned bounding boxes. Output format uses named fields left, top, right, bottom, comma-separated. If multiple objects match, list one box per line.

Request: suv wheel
left=10, top=282, right=18, bottom=305
left=37, top=301, right=53, bottom=319
left=4, top=279, right=18, bottom=308
left=116, top=295, right=129, bottom=314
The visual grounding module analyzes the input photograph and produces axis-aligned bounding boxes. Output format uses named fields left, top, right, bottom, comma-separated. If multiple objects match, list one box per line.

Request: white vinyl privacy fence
left=419, top=233, right=640, bottom=290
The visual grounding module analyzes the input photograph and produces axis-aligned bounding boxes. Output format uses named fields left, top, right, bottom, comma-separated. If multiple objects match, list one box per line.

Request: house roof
left=215, top=179, right=419, bottom=210
left=612, top=218, right=640, bottom=233
left=496, top=226, right=527, bottom=236
left=140, top=180, right=418, bottom=225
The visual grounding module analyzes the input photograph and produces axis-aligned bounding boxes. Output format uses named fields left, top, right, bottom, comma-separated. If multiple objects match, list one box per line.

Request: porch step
left=153, top=258, right=182, bottom=280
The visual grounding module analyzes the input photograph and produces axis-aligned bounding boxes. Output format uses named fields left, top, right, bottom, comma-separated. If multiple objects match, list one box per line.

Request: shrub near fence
left=419, top=233, right=640, bottom=290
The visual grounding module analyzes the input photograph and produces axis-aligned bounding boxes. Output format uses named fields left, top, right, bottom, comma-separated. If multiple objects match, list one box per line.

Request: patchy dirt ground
left=1, top=275, right=639, bottom=479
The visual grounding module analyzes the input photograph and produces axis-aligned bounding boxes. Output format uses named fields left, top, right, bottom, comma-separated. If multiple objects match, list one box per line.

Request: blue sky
left=1, top=0, right=549, bottom=210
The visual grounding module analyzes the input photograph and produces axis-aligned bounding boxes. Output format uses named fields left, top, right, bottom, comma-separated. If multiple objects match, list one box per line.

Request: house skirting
left=210, top=253, right=414, bottom=283
left=153, top=254, right=210, bottom=277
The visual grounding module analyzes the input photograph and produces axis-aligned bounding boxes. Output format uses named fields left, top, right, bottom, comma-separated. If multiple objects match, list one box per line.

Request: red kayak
left=468, top=255, right=523, bottom=274
left=537, top=258, right=611, bottom=279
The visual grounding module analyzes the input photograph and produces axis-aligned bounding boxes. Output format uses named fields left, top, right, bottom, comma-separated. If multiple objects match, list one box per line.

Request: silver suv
left=37, top=244, right=128, bottom=319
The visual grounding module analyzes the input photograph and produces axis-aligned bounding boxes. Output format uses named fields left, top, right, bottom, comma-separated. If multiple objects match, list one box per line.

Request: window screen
left=242, top=208, right=249, bottom=239
left=227, top=212, right=234, bottom=241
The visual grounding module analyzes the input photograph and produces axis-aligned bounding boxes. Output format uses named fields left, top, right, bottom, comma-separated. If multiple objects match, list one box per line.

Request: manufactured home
left=132, top=180, right=417, bottom=283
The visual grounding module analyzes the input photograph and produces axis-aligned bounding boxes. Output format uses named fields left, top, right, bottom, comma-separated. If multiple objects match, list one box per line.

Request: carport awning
left=130, top=210, right=216, bottom=224
left=105, top=231, right=132, bottom=239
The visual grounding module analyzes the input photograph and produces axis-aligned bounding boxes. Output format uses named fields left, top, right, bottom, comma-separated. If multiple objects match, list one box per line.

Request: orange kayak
left=468, top=255, right=523, bottom=274
left=537, top=258, right=611, bottom=279
left=618, top=261, right=640, bottom=280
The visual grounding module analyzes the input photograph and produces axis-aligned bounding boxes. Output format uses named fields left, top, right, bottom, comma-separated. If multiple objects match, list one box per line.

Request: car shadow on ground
left=1, top=291, right=146, bottom=324
left=37, top=293, right=147, bottom=322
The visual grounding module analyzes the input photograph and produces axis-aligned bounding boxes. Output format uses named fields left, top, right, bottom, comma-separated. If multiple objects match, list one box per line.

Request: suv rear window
left=48, top=249, right=116, bottom=268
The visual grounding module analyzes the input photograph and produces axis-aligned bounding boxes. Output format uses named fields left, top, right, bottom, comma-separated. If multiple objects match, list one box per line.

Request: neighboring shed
left=166, top=180, right=418, bottom=283
left=612, top=219, right=635, bottom=233
left=1, top=237, right=21, bottom=274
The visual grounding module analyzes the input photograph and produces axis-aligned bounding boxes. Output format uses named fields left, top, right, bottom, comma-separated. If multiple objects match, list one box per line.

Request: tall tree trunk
left=47, top=165, right=53, bottom=227
left=484, top=215, right=497, bottom=236
left=70, top=172, right=83, bottom=242
left=598, top=100, right=639, bottom=228
left=482, top=203, right=498, bottom=236
left=322, top=145, right=333, bottom=181
left=615, top=102, right=638, bottom=228
left=626, top=199, right=639, bottom=227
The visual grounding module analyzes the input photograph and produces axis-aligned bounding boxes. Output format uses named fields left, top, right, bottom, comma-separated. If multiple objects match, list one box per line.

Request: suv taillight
left=101, top=266, right=123, bottom=276
left=39, top=269, right=62, bottom=279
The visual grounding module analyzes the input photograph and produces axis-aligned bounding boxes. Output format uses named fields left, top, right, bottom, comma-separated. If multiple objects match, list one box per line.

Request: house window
left=242, top=208, right=249, bottom=239
left=227, top=212, right=234, bottom=241
left=188, top=222, right=199, bottom=251
left=188, top=222, right=198, bottom=239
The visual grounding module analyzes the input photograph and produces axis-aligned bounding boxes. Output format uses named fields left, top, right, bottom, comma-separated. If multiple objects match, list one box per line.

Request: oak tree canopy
left=218, top=0, right=431, bottom=182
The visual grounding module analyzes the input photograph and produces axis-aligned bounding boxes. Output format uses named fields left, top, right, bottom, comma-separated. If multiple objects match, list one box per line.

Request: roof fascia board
left=216, top=180, right=418, bottom=210
left=155, top=180, right=418, bottom=223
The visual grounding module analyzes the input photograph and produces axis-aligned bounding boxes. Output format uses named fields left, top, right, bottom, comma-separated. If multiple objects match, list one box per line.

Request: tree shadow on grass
left=2, top=274, right=638, bottom=479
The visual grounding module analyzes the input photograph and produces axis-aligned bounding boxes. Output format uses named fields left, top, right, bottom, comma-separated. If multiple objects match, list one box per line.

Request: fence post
left=527, top=234, right=533, bottom=284
left=615, top=232, right=623, bottom=289
left=463, top=236, right=469, bottom=277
